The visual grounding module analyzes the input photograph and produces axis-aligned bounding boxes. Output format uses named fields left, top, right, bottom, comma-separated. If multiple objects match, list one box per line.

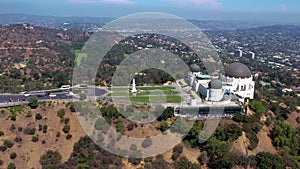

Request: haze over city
left=0, top=0, right=299, bottom=169
left=0, top=0, right=300, bottom=23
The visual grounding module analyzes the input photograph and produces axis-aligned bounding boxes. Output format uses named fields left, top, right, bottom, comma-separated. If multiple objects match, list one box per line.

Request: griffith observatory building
left=187, top=62, right=255, bottom=103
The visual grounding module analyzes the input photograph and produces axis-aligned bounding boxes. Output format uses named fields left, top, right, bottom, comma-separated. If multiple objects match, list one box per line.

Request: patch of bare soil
left=249, top=126, right=277, bottom=156
left=162, top=148, right=173, bottom=163
left=285, top=111, right=300, bottom=128
left=231, top=132, right=249, bottom=157
left=181, top=145, right=201, bottom=163
left=124, top=123, right=161, bottom=138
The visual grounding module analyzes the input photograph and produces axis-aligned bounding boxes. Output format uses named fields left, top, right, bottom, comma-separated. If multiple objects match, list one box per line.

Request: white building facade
left=187, top=62, right=255, bottom=103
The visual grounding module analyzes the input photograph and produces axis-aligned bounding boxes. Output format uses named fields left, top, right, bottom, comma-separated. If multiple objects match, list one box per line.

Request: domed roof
left=209, top=79, right=223, bottom=89
left=190, top=64, right=200, bottom=72
left=224, top=62, right=251, bottom=78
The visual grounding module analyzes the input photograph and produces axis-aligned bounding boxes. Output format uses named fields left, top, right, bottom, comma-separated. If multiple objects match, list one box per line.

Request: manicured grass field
left=137, top=86, right=175, bottom=90
left=74, top=49, right=88, bottom=65
left=127, top=95, right=182, bottom=103
left=108, top=86, right=182, bottom=103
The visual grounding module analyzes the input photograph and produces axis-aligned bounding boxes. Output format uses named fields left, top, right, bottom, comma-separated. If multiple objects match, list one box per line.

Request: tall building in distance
left=246, top=52, right=255, bottom=59
left=234, top=49, right=243, bottom=57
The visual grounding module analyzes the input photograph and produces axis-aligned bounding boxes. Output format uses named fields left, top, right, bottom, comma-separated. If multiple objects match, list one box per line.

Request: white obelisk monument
left=131, top=78, right=137, bottom=93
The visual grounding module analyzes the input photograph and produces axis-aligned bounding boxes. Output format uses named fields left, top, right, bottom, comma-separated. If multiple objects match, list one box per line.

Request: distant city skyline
left=0, top=0, right=300, bottom=23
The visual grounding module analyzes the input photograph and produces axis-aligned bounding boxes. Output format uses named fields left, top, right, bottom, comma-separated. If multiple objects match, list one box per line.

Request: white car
left=24, top=93, right=31, bottom=97
left=60, top=85, right=71, bottom=90
left=49, top=94, right=57, bottom=97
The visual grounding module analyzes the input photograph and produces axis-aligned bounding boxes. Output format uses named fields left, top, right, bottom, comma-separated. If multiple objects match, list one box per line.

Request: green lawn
left=126, top=96, right=182, bottom=103
left=137, top=86, right=175, bottom=90
left=108, top=86, right=181, bottom=103
left=74, top=49, right=88, bottom=65
left=138, top=90, right=178, bottom=95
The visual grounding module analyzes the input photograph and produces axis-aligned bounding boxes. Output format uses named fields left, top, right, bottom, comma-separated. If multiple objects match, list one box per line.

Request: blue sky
left=0, top=0, right=300, bottom=23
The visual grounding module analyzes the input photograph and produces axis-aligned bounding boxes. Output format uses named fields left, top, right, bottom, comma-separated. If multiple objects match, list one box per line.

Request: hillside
left=0, top=24, right=91, bottom=93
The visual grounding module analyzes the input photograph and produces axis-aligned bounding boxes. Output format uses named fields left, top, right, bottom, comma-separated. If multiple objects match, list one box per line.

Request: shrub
left=141, top=138, right=152, bottom=148
left=14, top=136, right=22, bottom=143
left=66, top=134, right=72, bottom=140
left=39, top=124, right=43, bottom=131
left=116, top=116, right=124, bottom=132
left=62, top=125, right=70, bottom=133
left=35, top=113, right=43, bottom=120
left=130, top=144, right=137, bottom=151
left=144, top=157, right=153, bottom=163
left=158, top=107, right=174, bottom=121
left=56, top=132, right=61, bottom=138
left=171, top=152, right=180, bottom=161
left=32, top=136, right=39, bottom=142
left=64, top=118, right=70, bottom=124
left=10, top=114, right=16, bottom=121
left=159, top=121, right=169, bottom=132
left=225, top=124, right=242, bottom=141
left=0, top=131, right=4, bottom=136
left=10, top=152, right=17, bottom=159
left=255, top=152, right=285, bottom=169
left=232, top=113, right=250, bottom=123
left=7, top=163, right=16, bottom=169
left=247, top=130, right=259, bottom=150
left=0, top=159, right=2, bottom=165
left=4, top=140, right=13, bottom=148
left=28, top=96, right=38, bottom=109
left=296, top=117, right=300, bottom=124
left=198, top=151, right=209, bottom=164
left=43, top=125, right=48, bottom=133
left=18, top=127, right=23, bottom=132
left=57, top=109, right=65, bottom=118
left=174, top=157, right=199, bottom=169
left=173, top=144, right=183, bottom=154
left=0, top=146, right=7, bottom=152
left=23, top=127, right=36, bottom=135
left=70, top=104, right=76, bottom=112
left=40, top=150, right=62, bottom=169
left=127, top=122, right=137, bottom=131
left=94, top=118, right=109, bottom=132
left=10, top=124, right=15, bottom=131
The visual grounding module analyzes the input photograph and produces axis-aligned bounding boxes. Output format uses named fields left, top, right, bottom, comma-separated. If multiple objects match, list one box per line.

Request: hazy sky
left=0, top=0, right=300, bottom=23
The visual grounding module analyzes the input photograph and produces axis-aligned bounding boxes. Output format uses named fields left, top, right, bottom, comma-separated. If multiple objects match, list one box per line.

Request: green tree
left=255, top=152, right=285, bottom=169
left=7, top=163, right=16, bottom=169
left=130, top=144, right=137, bottom=151
left=249, top=100, right=266, bottom=118
left=183, top=121, right=201, bottom=147
left=158, top=107, right=174, bottom=121
left=224, top=124, right=242, bottom=141
left=174, top=156, right=201, bottom=169
left=28, top=96, right=38, bottom=109
left=10, top=152, right=17, bottom=159
left=116, top=116, right=124, bottom=132
left=62, top=125, right=70, bottom=133
left=141, top=138, right=152, bottom=148
left=159, top=121, right=169, bottom=132
left=57, top=109, right=65, bottom=118
left=40, top=150, right=62, bottom=169
left=270, top=121, right=298, bottom=154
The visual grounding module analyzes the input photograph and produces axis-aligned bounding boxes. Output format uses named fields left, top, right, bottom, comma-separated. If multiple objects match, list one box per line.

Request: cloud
left=69, top=0, right=134, bottom=5
left=280, top=3, right=287, bottom=11
left=165, top=0, right=222, bottom=9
